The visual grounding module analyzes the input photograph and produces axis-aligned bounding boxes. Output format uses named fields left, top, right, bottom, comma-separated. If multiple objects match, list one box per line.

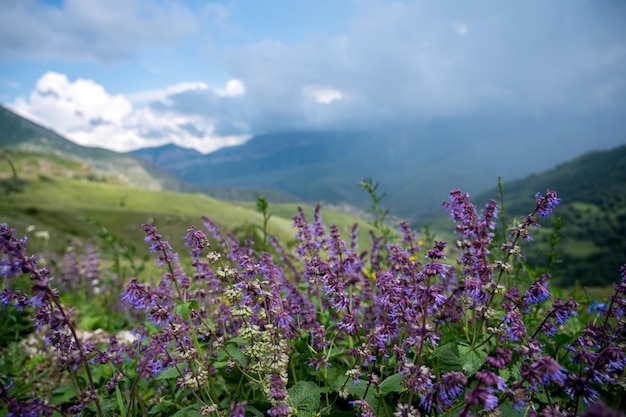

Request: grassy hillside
left=0, top=150, right=377, bottom=264
left=469, top=145, right=626, bottom=287
left=0, top=105, right=194, bottom=192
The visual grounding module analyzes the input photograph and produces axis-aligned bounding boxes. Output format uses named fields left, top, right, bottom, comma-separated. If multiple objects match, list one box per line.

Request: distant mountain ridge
left=0, top=106, right=194, bottom=192
left=131, top=114, right=626, bottom=221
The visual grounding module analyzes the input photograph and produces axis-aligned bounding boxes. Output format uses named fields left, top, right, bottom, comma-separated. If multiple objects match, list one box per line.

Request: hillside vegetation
left=0, top=150, right=374, bottom=262
left=0, top=105, right=194, bottom=192
left=472, top=145, right=626, bottom=287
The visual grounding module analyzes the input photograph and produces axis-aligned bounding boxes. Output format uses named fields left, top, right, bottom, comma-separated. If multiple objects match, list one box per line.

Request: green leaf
left=336, top=379, right=380, bottom=415
left=457, top=344, right=487, bottom=376
left=226, top=336, right=246, bottom=346
left=50, top=384, right=77, bottom=405
left=288, top=381, right=321, bottom=417
left=379, top=373, right=405, bottom=395
left=499, top=368, right=510, bottom=382
left=155, top=366, right=182, bottom=381
left=115, top=386, right=126, bottom=417
left=173, top=300, right=200, bottom=319
left=86, top=398, right=117, bottom=417
left=225, top=344, right=246, bottom=365
left=500, top=402, right=526, bottom=417
left=431, top=342, right=462, bottom=373
left=171, top=404, right=203, bottom=417
left=244, top=405, right=265, bottom=417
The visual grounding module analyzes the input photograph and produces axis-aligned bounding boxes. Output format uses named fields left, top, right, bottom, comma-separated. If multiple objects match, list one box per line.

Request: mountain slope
left=0, top=106, right=194, bottom=192
left=472, top=144, right=626, bottom=287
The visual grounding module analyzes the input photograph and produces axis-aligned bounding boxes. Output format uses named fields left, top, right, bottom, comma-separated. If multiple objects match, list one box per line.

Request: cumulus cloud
left=305, top=86, right=344, bottom=104
left=10, top=72, right=250, bottom=153
left=127, top=80, right=244, bottom=105
left=0, top=0, right=196, bottom=62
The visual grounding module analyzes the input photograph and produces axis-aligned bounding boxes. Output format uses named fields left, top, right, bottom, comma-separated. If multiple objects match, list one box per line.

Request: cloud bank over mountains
left=2, top=0, right=626, bottom=153
left=10, top=71, right=250, bottom=153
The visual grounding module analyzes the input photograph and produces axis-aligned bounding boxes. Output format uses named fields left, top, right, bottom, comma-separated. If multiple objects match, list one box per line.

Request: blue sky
left=1, top=0, right=626, bottom=153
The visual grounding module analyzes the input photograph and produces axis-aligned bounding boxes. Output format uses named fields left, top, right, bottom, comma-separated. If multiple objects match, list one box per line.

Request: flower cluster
left=1, top=189, right=626, bottom=417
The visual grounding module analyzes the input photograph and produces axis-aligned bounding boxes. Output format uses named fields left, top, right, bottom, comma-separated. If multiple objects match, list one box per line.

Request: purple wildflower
left=476, top=370, right=507, bottom=391
left=464, top=386, right=498, bottom=410
left=229, top=401, right=247, bottom=417
left=535, top=189, right=561, bottom=217
left=486, top=347, right=513, bottom=369
left=520, top=355, right=566, bottom=389
left=579, top=402, right=626, bottom=417
left=267, top=404, right=292, bottom=417
left=525, top=274, right=551, bottom=305
left=422, top=371, right=467, bottom=411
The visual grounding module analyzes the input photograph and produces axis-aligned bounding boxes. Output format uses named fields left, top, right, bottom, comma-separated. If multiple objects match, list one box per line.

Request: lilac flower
left=81, top=245, right=101, bottom=293
left=313, top=203, right=326, bottom=240
left=292, top=208, right=322, bottom=258
left=229, top=401, right=247, bottom=417
left=60, top=249, right=80, bottom=290
left=588, top=300, right=607, bottom=315
left=350, top=399, right=376, bottom=417
left=532, top=297, right=580, bottom=338
left=565, top=373, right=600, bottom=406
left=403, top=364, right=434, bottom=397
left=267, top=404, right=292, bottom=417
left=143, top=223, right=178, bottom=268
left=443, top=190, right=498, bottom=284
left=520, top=355, right=566, bottom=389
left=267, top=374, right=288, bottom=404
left=121, top=277, right=149, bottom=310
left=535, top=189, right=561, bottom=217
left=525, top=274, right=551, bottom=305
left=1, top=288, right=31, bottom=310
left=398, top=220, right=421, bottom=255
left=308, top=354, right=329, bottom=370
left=464, top=386, right=498, bottom=410
left=422, top=371, right=467, bottom=412
left=486, top=347, right=513, bottom=369
left=426, top=240, right=447, bottom=260
left=476, top=370, right=507, bottom=392
left=465, top=278, right=488, bottom=304
left=579, top=402, right=626, bottom=417
left=0, top=386, right=55, bottom=417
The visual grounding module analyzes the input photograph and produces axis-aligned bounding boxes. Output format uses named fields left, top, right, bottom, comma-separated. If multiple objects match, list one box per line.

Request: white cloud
left=10, top=72, right=250, bottom=154
left=305, top=87, right=344, bottom=104
left=128, top=79, right=245, bottom=105
left=217, top=79, right=246, bottom=97
left=127, top=82, right=211, bottom=104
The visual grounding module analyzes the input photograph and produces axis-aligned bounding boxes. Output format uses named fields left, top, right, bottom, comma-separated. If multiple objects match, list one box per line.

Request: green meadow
left=0, top=151, right=377, bottom=260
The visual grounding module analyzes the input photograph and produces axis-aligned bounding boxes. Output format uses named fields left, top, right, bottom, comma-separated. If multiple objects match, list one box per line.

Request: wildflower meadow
left=1, top=186, right=625, bottom=417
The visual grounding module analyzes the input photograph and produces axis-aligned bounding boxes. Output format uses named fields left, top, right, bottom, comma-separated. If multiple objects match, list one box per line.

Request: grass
left=0, top=167, right=379, bottom=260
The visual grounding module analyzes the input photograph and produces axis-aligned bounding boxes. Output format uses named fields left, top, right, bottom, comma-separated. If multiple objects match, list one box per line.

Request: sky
left=1, top=0, right=626, bottom=154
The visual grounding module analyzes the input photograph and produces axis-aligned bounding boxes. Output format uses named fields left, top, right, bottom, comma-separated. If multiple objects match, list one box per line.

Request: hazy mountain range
left=131, top=113, right=626, bottom=222
left=1, top=105, right=625, bottom=286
